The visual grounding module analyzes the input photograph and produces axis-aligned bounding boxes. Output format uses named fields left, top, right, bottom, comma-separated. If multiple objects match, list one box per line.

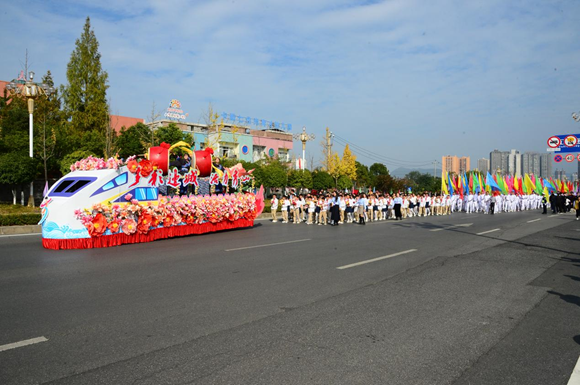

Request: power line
left=332, top=136, right=433, bottom=167
left=332, top=134, right=433, bottom=166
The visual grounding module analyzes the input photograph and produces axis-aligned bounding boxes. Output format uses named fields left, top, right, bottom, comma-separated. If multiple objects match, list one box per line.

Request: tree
left=34, top=71, right=64, bottom=183
left=288, top=169, right=312, bottom=189
left=253, top=158, right=288, bottom=188
left=154, top=123, right=193, bottom=150
left=337, top=175, right=353, bottom=190
left=116, top=123, right=151, bottom=158
left=0, top=153, right=39, bottom=205
left=62, top=17, right=109, bottom=155
left=341, top=145, right=357, bottom=181
left=312, top=170, right=334, bottom=190
left=59, top=149, right=93, bottom=175
left=355, top=161, right=371, bottom=189
left=327, top=152, right=343, bottom=187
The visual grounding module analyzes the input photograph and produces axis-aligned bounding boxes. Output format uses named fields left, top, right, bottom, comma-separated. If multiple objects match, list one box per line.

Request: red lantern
left=193, top=148, right=214, bottom=177
left=148, top=143, right=170, bottom=174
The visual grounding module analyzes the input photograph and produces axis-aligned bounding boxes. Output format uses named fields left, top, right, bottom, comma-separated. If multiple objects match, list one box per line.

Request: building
left=110, top=115, right=144, bottom=133
left=147, top=119, right=293, bottom=163
left=459, top=156, right=470, bottom=174
left=477, top=158, right=489, bottom=174
left=554, top=169, right=566, bottom=180
left=540, top=153, right=552, bottom=179
left=490, top=149, right=509, bottom=175
left=507, top=149, right=521, bottom=177
left=441, top=155, right=459, bottom=175
left=521, top=152, right=541, bottom=177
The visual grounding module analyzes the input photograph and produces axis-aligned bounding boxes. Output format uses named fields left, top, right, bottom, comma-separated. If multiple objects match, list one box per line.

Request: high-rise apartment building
left=477, top=158, right=490, bottom=174
left=521, top=152, right=541, bottom=176
left=442, top=155, right=459, bottom=175
left=459, top=157, right=470, bottom=174
left=442, top=155, right=470, bottom=174
left=540, top=153, right=552, bottom=179
left=490, top=149, right=509, bottom=174
left=507, top=149, right=521, bottom=177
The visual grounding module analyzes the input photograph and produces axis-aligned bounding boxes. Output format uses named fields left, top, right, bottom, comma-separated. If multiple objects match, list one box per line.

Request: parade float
left=40, top=142, right=264, bottom=250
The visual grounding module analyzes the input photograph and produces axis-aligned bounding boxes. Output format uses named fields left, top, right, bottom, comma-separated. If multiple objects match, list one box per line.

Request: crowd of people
left=268, top=191, right=580, bottom=225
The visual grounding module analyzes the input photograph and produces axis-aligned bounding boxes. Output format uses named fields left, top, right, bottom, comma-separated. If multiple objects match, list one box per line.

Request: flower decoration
left=139, top=160, right=153, bottom=177
left=70, top=156, right=124, bottom=172
left=74, top=192, right=258, bottom=239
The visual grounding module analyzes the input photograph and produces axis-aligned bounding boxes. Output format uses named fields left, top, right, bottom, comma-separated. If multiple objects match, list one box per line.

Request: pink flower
left=121, top=219, right=137, bottom=235
left=124, top=193, right=133, bottom=201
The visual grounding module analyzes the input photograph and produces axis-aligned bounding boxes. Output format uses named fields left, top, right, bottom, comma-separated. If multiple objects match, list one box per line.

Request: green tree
left=355, top=161, right=371, bottom=189
left=337, top=175, right=353, bottom=190
left=34, top=71, right=65, bottom=182
left=59, top=149, right=93, bottom=175
left=116, top=122, right=151, bottom=158
left=0, top=153, right=39, bottom=205
left=312, top=170, right=334, bottom=190
left=287, top=169, right=313, bottom=189
left=62, top=16, right=109, bottom=156
left=253, top=159, right=287, bottom=188
left=154, top=123, right=193, bottom=150
left=0, top=93, right=28, bottom=154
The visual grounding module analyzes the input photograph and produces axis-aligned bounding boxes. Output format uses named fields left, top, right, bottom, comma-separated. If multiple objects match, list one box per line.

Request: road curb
left=0, top=225, right=42, bottom=235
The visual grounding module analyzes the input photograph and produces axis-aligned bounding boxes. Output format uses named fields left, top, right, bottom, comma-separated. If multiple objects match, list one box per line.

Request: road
left=0, top=210, right=579, bottom=384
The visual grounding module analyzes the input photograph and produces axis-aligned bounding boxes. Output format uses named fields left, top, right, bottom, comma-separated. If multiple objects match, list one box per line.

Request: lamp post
left=293, top=126, right=315, bottom=170
left=573, top=111, right=580, bottom=122
left=5, top=71, right=55, bottom=206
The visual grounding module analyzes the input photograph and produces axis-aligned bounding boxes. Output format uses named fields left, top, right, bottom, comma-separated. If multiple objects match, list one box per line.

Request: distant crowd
left=268, top=191, right=580, bottom=225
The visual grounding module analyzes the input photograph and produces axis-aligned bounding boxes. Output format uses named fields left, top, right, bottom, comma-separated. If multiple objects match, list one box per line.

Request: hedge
left=0, top=214, right=42, bottom=226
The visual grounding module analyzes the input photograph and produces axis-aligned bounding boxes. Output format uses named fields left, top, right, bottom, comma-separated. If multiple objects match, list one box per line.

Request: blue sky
left=1, top=0, right=579, bottom=174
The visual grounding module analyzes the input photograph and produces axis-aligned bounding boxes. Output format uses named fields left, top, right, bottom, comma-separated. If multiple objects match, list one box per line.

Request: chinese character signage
left=220, top=112, right=292, bottom=131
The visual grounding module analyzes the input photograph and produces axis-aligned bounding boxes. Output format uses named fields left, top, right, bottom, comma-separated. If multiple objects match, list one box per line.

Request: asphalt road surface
left=0, top=210, right=579, bottom=384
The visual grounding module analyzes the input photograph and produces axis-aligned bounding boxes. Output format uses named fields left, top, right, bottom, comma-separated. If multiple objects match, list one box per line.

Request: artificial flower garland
left=75, top=193, right=258, bottom=237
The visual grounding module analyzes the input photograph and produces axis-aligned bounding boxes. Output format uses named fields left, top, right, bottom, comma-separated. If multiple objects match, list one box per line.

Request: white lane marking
left=0, top=233, right=42, bottom=238
left=225, top=238, right=311, bottom=252
left=527, top=218, right=541, bottom=223
left=477, top=228, right=501, bottom=235
left=0, top=336, right=48, bottom=352
left=430, top=223, right=473, bottom=232
left=337, top=249, right=417, bottom=270
left=549, top=215, right=559, bottom=217
left=567, top=355, right=580, bottom=385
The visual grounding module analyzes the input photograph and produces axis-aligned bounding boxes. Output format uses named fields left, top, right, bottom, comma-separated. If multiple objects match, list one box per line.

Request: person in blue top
left=357, top=193, right=368, bottom=225
left=393, top=193, right=403, bottom=220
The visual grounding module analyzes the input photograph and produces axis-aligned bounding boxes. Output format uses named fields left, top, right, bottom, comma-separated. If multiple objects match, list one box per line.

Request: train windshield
left=49, top=177, right=97, bottom=197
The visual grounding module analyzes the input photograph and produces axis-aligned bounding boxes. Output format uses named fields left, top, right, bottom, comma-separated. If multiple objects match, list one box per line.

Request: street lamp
left=293, top=126, right=315, bottom=170
left=573, top=111, right=580, bottom=122
left=5, top=71, right=55, bottom=206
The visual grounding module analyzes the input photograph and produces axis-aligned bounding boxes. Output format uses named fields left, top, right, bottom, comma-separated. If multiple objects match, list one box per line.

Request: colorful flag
left=486, top=172, right=501, bottom=191
left=441, top=172, right=449, bottom=195
left=447, top=173, right=454, bottom=195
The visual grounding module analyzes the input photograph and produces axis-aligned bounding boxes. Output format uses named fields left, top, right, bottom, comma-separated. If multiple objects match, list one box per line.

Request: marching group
left=269, top=191, right=580, bottom=225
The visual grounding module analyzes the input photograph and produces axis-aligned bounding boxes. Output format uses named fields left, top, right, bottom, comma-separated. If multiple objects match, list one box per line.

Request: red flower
left=163, top=217, right=173, bottom=227
left=151, top=215, right=160, bottom=228
left=139, top=159, right=153, bottom=177
left=107, top=220, right=121, bottom=234
left=127, top=159, right=139, bottom=174
left=137, top=213, right=153, bottom=234
left=90, top=213, right=107, bottom=237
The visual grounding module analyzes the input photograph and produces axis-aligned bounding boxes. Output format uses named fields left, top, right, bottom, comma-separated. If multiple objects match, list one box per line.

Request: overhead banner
left=546, top=133, right=580, bottom=153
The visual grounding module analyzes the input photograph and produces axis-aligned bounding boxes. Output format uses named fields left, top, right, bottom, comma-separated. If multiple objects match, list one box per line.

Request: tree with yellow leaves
left=328, top=152, right=343, bottom=187
left=341, top=145, right=357, bottom=181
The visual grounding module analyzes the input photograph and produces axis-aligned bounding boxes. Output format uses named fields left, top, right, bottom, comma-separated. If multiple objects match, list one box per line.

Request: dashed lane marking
left=225, top=238, right=311, bottom=252
left=476, top=228, right=501, bottom=235
left=527, top=218, right=541, bottom=223
left=337, top=249, right=418, bottom=270
left=0, top=337, right=48, bottom=353
left=430, top=223, right=473, bottom=232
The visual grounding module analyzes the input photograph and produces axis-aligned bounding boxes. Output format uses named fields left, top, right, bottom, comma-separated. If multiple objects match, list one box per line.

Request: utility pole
left=323, top=127, right=333, bottom=171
